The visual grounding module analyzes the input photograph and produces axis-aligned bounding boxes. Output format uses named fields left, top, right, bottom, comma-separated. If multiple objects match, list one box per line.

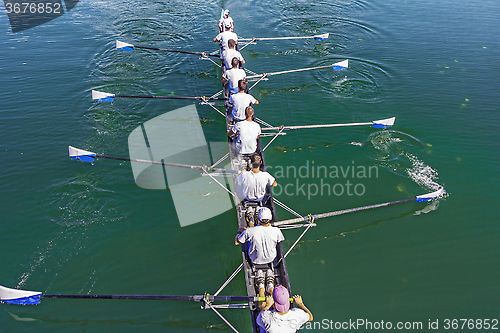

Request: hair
left=228, top=39, right=236, bottom=48
left=251, top=154, right=262, bottom=168
left=245, top=107, right=254, bottom=119
left=238, top=79, right=248, bottom=92
left=231, top=57, right=240, bottom=68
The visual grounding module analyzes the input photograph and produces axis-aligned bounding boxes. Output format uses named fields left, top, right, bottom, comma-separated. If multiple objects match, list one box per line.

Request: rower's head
left=224, top=9, right=230, bottom=17
left=238, top=79, right=248, bottom=92
left=245, top=107, right=254, bottom=120
left=251, top=154, right=262, bottom=169
left=228, top=39, right=236, bottom=49
left=231, top=57, right=239, bottom=68
left=258, top=207, right=272, bottom=225
left=273, top=286, right=290, bottom=313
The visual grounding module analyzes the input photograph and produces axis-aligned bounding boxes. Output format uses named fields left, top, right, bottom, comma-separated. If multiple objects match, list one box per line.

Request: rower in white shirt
left=228, top=80, right=259, bottom=121
left=228, top=107, right=261, bottom=155
left=222, top=39, right=245, bottom=70
left=221, top=58, right=247, bottom=94
left=237, top=154, right=277, bottom=202
left=218, top=9, right=234, bottom=32
left=213, top=28, right=238, bottom=53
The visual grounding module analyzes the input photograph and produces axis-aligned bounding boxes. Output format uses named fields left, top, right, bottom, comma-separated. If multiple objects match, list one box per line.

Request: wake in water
left=364, top=130, right=448, bottom=214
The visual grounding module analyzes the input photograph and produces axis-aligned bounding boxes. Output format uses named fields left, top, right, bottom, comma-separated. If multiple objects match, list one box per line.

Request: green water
left=1, top=0, right=498, bottom=332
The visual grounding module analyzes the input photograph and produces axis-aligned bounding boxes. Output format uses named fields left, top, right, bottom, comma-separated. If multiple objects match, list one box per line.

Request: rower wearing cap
left=228, top=80, right=259, bottom=121
left=221, top=58, right=247, bottom=95
left=257, top=285, right=314, bottom=333
left=234, top=207, right=284, bottom=265
left=235, top=207, right=285, bottom=311
left=218, top=9, right=234, bottom=32
left=236, top=154, right=277, bottom=202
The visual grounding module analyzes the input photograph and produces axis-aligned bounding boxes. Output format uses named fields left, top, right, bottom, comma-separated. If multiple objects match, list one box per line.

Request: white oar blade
left=68, top=146, right=96, bottom=163
left=116, top=40, right=134, bottom=51
left=372, top=117, right=396, bottom=128
left=0, top=285, right=41, bottom=305
left=332, top=59, right=349, bottom=71
left=313, top=33, right=329, bottom=40
left=92, top=90, right=115, bottom=102
left=415, top=188, right=445, bottom=202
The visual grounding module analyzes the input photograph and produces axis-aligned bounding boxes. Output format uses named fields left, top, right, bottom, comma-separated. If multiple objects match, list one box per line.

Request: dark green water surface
left=1, top=0, right=498, bottom=331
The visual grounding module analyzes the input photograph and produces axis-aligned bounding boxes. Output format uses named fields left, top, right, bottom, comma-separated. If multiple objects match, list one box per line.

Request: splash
left=365, top=130, right=448, bottom=202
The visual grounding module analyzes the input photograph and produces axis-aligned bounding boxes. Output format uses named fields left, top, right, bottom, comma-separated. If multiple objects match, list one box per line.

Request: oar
left=116, top=40, right=220, bottom=58
left=261, top=117, right=396, bottom=131
left=91, top=90, right=227, bottom=103
left=272, top=189, right=445, bottom=227
left=68, top=146, right=237, bottom=174
left=0, top=285, right=289, bottom=306
left=246, top=59, right=348, bottom=79
left=239, top=33, right=329, bottom=42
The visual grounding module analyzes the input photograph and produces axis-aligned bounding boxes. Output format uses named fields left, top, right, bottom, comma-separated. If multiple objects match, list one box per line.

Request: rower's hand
left=266, top=295, right=274, bottom=307
left=292, top=295, right=304, bottom=306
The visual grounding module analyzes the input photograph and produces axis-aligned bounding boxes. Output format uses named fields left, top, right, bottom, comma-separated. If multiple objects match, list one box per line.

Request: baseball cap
left=273, top=285, right=290, bottom=313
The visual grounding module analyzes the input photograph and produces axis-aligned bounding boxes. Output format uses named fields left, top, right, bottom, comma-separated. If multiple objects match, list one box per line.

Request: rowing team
left=215, top=12, right=276, bottom=205
left=216, top=10, right=314, bottom=333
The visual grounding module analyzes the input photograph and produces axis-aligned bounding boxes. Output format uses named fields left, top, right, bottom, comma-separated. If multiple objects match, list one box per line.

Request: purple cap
left=272, top=285, right=290, bottom=313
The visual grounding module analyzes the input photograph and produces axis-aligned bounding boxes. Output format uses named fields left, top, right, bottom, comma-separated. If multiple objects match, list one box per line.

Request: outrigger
left=1, top=12, right=445, bottom=333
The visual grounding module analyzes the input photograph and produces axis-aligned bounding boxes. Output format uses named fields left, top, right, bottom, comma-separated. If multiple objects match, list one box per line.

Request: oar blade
left=116, top=40, right=134, bottom=51
left=313, top=33, right=329, bottom=40
left=0, top=285, right=41, bottom=305
left=92, top=90, right=115, bottom=102
left=415, top=188, right=445, bottom=202
left=332, top=59, right=349, bottom=71
left=68, top=146, right=96, bottom=163
left=372, top=117, right=396, bottom=128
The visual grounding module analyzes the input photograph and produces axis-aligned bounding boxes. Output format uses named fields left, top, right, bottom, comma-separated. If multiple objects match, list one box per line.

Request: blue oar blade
left=116, top=40, right=134, bottom=51
left=372, top=117, right=396, bottom=128
left=92, top=90, right=115, bottom=102
left=0, top=285, right=41, bottom=305
left=68, top=146, right=96, bottom=163
left=332, top=59, right=349, bottom=71
left=415, top=188, right=445, bottom=202
left=313, top=33, right=329, bottom=40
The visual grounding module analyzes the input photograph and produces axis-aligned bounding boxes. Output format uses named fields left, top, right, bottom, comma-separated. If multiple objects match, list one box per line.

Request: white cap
left=224, top=9, right=230, bottom=15
left=258, top=207, right=272, bottom=221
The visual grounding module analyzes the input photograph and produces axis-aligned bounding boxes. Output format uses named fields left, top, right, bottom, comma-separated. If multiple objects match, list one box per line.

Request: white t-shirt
left=219, top=16, right=233, bottom=30
left=222, top=68, right=246, bottom=93
left=229, top=93, right=257, bottom=121
left=237, top=170, right=275, bottom=201
left=233, top=121, right=261, bottom=154
left=215, top=31, right=238, bottom=51
left=222, top=48, right=244, bottom=70
left=257, top=308, right=310, bottom=333
left=237, top=225, right=284, bottom=264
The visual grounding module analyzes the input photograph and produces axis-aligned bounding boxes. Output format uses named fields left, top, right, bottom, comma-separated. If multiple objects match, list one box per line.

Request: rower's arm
left=272, top=180, right=277, bottom=187
left=259, top=295, right=274, bottom=311
left=293, top=295, right=313, bottom=321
